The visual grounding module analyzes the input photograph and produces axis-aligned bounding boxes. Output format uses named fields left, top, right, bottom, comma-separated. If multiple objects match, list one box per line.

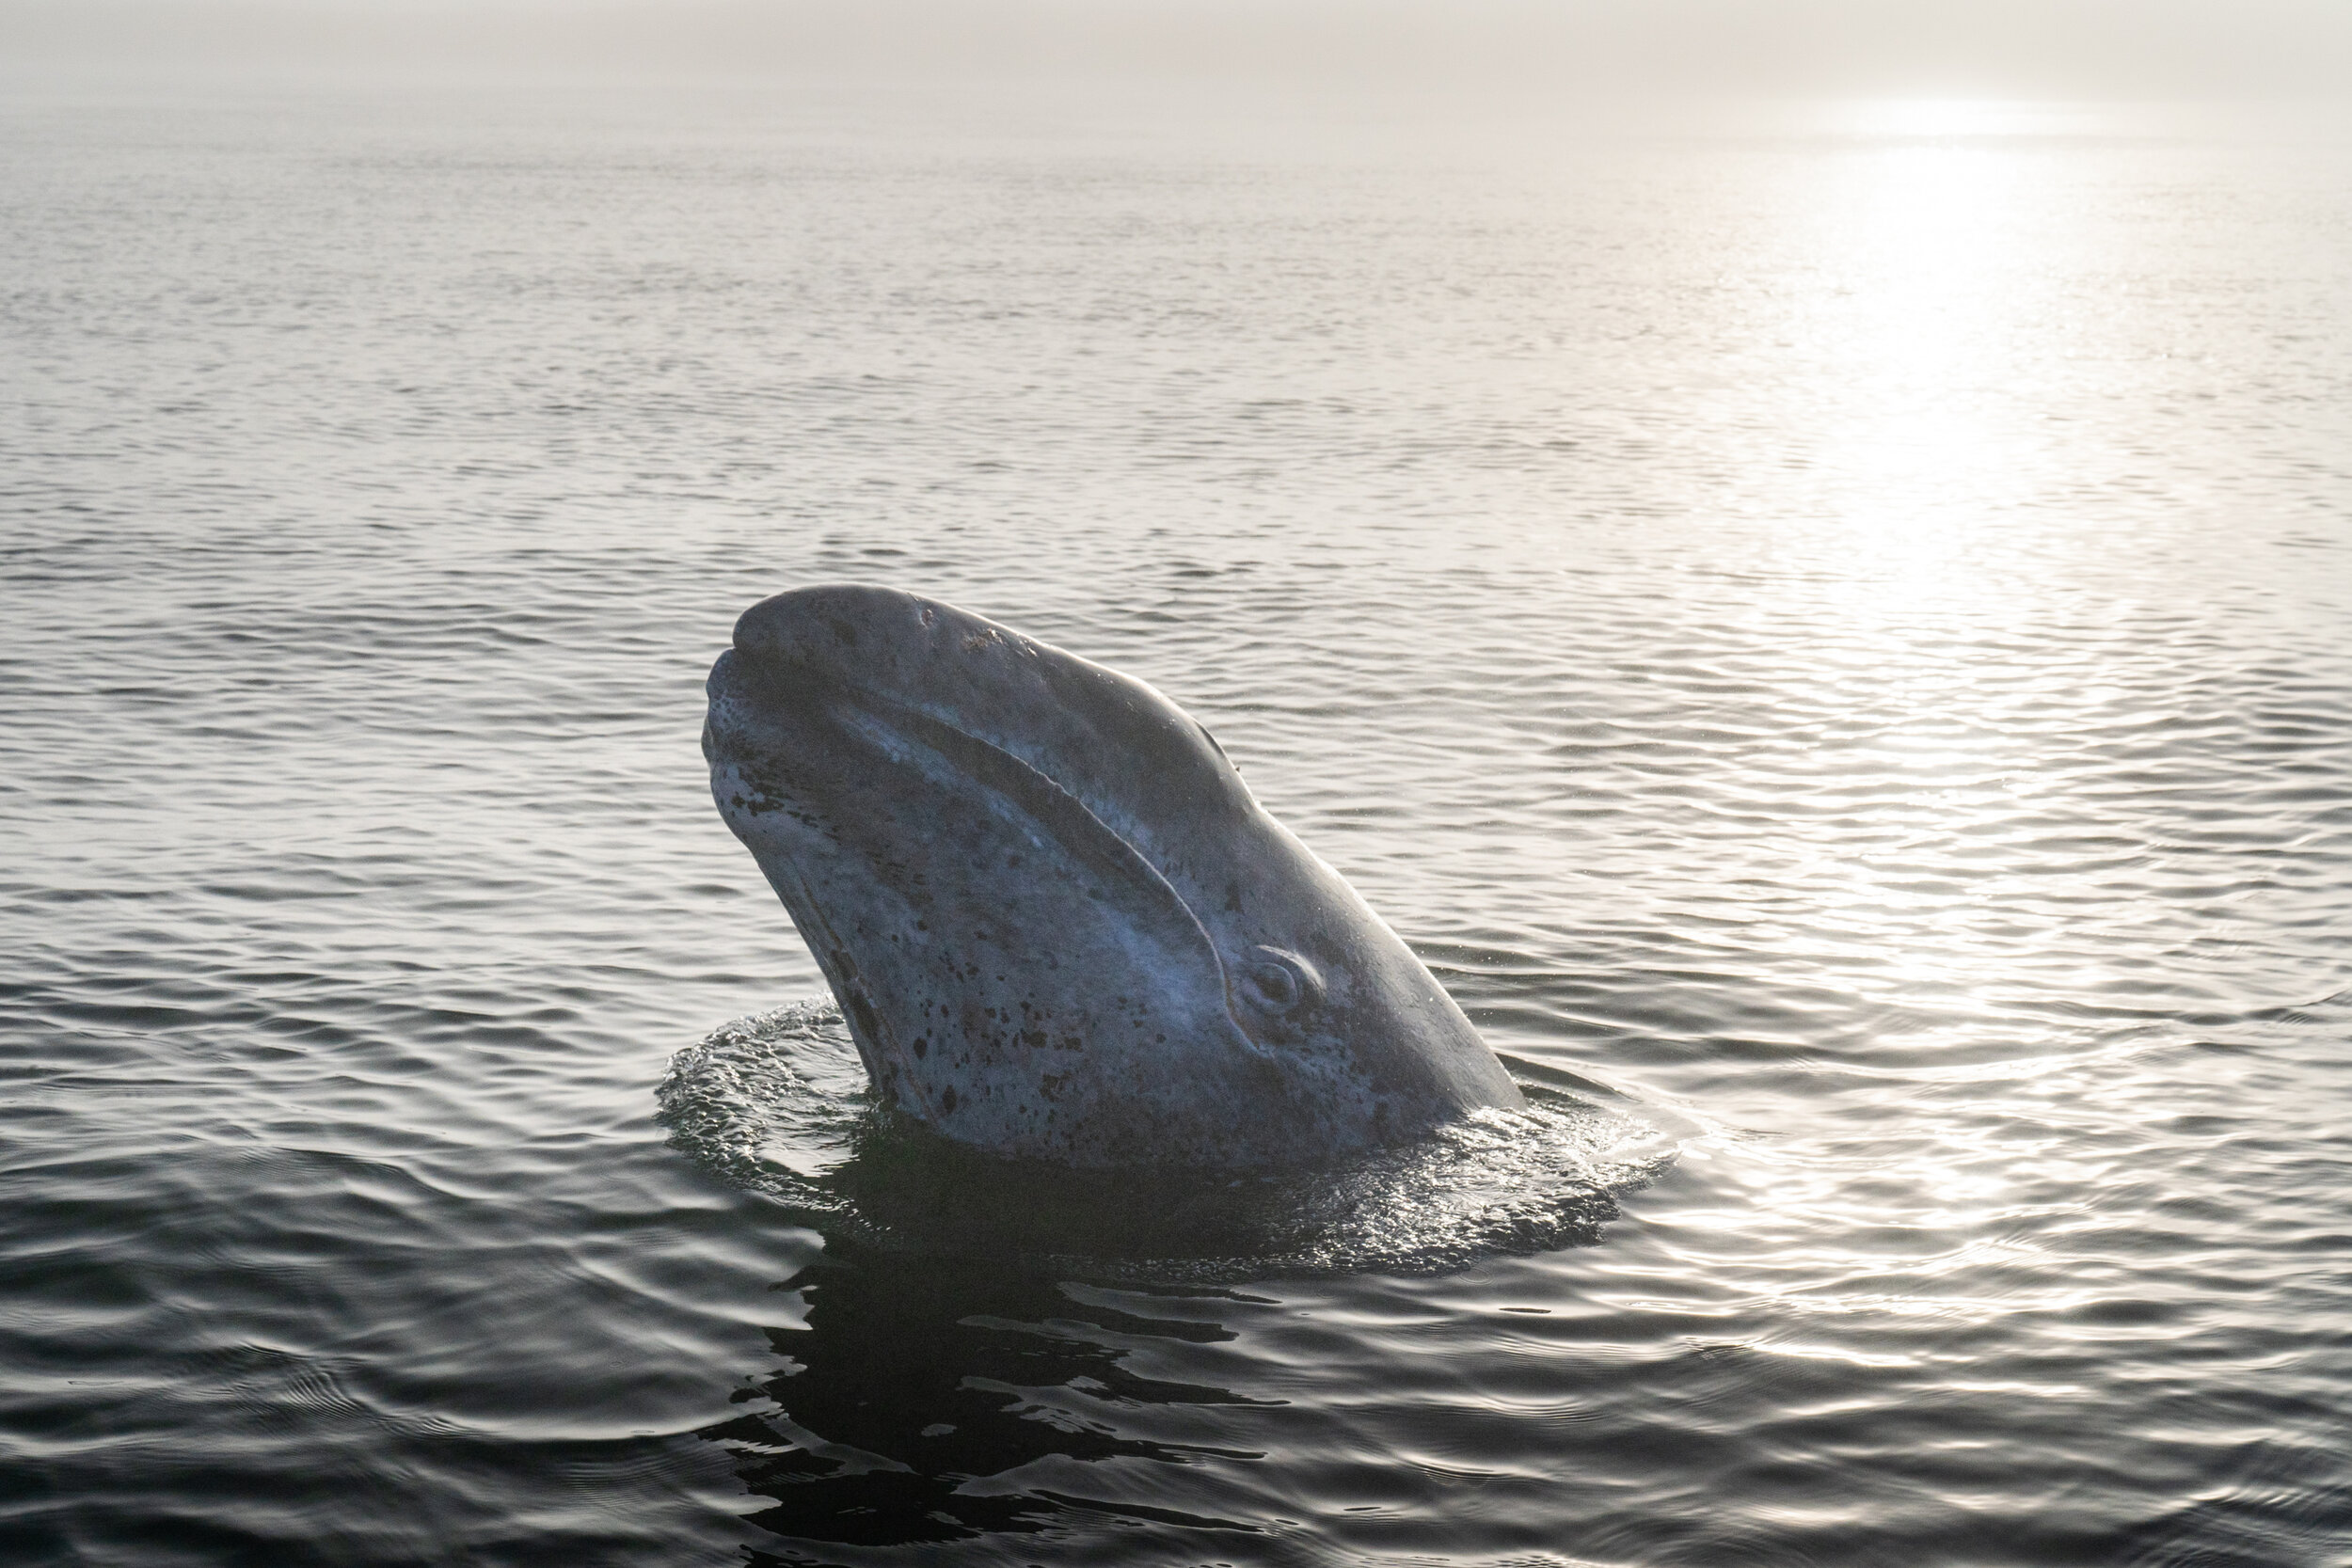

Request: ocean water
left=4, top=78, right=2350, bottom=1566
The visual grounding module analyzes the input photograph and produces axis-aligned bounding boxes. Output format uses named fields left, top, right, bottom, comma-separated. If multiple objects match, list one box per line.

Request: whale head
left=703, top=585, right=1523, bottom=1170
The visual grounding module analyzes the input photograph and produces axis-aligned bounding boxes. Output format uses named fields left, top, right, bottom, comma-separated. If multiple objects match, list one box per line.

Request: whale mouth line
left=716, top=640, right=1259, bottom=1058
left=831, top=686, right=1258, bottom=1046
left=731, top=641, right=1139, bottom=858
left=730, top=641, right=1089, bottom=813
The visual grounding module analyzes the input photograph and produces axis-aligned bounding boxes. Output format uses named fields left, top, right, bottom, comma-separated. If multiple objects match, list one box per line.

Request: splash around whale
left=702, top=585, right=1523, bottom=1170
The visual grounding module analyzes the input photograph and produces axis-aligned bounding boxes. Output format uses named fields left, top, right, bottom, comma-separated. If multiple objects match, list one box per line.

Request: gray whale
left=703, top=586, right=1523, bottom=1169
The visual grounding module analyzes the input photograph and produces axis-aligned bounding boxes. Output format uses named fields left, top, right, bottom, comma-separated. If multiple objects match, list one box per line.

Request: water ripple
left=3, top=82, right=2349, bottom=1566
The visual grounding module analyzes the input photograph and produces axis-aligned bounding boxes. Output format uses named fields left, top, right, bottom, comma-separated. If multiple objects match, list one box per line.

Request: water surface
left=3, top=83, right=2349, bottom=1565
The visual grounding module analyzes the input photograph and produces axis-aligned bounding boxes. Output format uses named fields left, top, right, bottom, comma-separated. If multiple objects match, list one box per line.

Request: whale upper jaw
left=704, top=586, right=1522, bottom=1170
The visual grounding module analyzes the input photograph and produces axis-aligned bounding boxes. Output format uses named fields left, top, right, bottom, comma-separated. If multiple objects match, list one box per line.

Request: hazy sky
left=5, top=0, right=2350, bottom=98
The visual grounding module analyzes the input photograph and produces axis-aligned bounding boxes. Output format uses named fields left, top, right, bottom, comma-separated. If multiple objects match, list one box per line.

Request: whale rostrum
left=703, top=585, right=1523, bottom=1169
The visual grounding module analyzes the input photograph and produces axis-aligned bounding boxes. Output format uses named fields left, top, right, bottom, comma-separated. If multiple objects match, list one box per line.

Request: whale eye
left=1241, top=945, right=1321, bottom=1016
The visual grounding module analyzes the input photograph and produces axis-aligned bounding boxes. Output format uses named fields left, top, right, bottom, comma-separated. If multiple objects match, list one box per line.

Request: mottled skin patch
left=704, top=585, right=1522, bottom=1170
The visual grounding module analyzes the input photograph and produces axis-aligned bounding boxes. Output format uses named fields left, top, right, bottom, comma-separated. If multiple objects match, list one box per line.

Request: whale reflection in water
left=701, top=1246, right=1279, bottom=1550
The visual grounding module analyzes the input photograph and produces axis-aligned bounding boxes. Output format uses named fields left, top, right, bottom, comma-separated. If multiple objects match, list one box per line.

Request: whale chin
left=705, top=585, right=1522, bottom=1170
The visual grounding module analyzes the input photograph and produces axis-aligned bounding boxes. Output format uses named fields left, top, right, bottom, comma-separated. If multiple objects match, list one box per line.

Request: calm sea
left=4, top=77, right=2349, bottom=1566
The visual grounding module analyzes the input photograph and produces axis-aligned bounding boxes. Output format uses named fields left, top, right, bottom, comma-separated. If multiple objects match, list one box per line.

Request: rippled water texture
left=656, top=1003, right=1669, bottom=1276
left=4, top=84, right=2350, bottom=1565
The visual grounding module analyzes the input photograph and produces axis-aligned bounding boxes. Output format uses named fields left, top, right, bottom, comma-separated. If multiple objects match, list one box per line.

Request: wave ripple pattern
left=3, top=87, right=2350, bottom=1567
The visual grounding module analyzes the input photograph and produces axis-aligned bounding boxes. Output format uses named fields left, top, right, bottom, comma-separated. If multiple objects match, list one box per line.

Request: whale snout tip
left=731, top=583, right=932, bottom=663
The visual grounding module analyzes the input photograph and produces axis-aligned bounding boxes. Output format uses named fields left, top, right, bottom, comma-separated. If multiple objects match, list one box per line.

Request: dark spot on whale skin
left=846, top=989, right=880, bottom=1043
left=827, top=616, right=859, bottom=648
left=912, top=1036, right=928, bottom=1058
left=940, top=1085, right=959, bottom=1114
left=1020, top=1028, right=1046, bottom=1048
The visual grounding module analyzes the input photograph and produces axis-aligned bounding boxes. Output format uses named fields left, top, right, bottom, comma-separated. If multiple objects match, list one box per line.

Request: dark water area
left=3, top=80, right=2350, bottom=1565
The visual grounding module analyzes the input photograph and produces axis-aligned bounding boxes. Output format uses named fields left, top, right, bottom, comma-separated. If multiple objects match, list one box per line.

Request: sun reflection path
left=1486, top=106, right=2351, bottom=1387
left=1754, top=101, right=2130, bottom=630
